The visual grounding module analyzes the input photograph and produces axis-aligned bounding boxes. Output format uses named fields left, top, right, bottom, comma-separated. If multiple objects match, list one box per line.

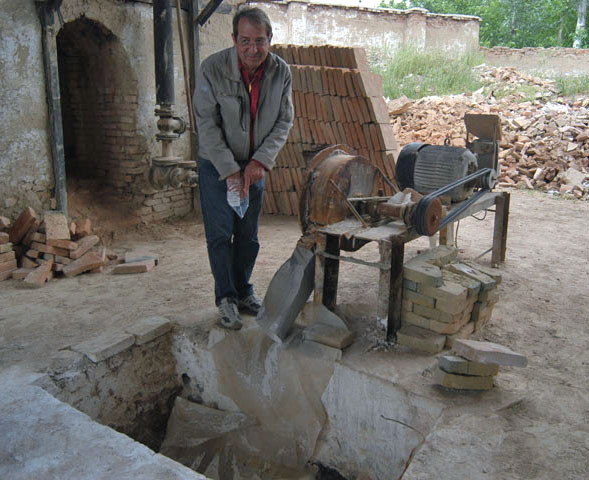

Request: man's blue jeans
left=198, top=158, right=265, bottom=306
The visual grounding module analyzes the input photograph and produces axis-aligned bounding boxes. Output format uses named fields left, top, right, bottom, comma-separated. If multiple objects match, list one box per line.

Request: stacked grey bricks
left=435, top=339, right=527, bottom=391
left=396, top=246, right=502, bottom=354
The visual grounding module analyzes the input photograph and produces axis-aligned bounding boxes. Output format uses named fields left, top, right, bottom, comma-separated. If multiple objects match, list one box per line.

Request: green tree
left=379, top=0, right=586, bottom=48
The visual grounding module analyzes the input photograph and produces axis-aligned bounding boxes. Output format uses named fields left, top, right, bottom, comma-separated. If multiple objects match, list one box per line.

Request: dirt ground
left=1, top=188, right=588, bottom=479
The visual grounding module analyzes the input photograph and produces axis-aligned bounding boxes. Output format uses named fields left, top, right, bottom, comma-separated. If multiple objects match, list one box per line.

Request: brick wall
left=56, top=16, right=193, bottom=224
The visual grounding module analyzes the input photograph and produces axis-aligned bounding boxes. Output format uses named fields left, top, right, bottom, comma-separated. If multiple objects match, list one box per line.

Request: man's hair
left=233, top=7, right=273, bottom=39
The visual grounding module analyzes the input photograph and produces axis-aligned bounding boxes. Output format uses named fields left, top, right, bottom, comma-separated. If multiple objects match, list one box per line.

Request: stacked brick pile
left=396, top=246, right=502, bottom=354
left=0, top=219, right=17, bottom=280
left=435, top=338, right=527, bottom=391
left=264, top=44, right=399, bottom=215
left=2, top=208, right=109, bottom=287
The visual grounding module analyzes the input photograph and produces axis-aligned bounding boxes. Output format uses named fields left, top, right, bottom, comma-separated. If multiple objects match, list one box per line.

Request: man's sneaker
left=238, top=294, right=263, bottom=315
left=218, top=298, right=243, bottom=330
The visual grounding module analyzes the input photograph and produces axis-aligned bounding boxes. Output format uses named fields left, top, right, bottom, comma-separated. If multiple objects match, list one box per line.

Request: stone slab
left=453, top=339, right=528, bottom=367
left=413, top=303, right=464, bottom=324
left=444, top=321, right=475, bottom=349
left=403, top=289, right=435, bottom=308
left=113, top=258, right=156, bottom=274
left=0, top=232, right=8, bottom=244
left=124, top=250, right=160, bottom=265
left=396, top=325, right=446, bottom=354
left=72, top=331, right=135, bottom=363
left=403, top=309, right=471, bottom=335
left=421, top=279, right=468, bottom=304
left=442, top=270, right=481, bottom=297
left=439, top=354, right=499, bottom=377
left=403, top=261, right=443, bottom=287
left=463, top=261, right=502, bottom=284
left=446, top=263, right=496, bottom=292
left=21, top=256, right=37, bottom=269
left=0, top=376, right=204, bottom=480
left=125, top=315, right=172, bottom=345
left=435, top=367, right=494, bottom=390
left=43, top=211, right=70, bottom=241
left=303, top=322, right=355, bottom=349
left=411, top=246, right=458, bottom=266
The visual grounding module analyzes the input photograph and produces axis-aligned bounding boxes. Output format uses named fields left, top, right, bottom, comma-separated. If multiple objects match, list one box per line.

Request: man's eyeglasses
left=237, top=38, right=269, bottom=48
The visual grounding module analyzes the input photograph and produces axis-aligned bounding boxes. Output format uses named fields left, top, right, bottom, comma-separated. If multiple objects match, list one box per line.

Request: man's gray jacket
left=194, top=47, right=293, bottom=180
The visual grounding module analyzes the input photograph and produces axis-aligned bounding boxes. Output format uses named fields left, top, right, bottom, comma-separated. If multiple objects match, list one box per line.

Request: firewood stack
left=1, top=207, right=108, bottom=288
left=265, top=44, right=400, bottom=215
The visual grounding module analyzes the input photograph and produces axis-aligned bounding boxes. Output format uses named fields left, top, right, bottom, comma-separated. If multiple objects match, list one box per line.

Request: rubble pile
left=0, top=208, right=158, bottom=287
left=389, top=66, right=589, bottom=199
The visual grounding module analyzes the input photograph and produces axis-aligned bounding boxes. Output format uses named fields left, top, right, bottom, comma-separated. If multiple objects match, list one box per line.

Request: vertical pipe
left=153, top=0, right=175, bottom=106
left=37, top=4, right=68, bottom=216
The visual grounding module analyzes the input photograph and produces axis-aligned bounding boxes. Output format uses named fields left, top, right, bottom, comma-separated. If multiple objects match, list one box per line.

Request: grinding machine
left=257, top=114, right=503, bottom=343
left=299, top=114, right=502, bottom=239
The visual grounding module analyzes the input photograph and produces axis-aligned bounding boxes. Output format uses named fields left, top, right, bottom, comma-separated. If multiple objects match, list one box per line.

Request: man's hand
left=243, top=160, right=266, bottom=194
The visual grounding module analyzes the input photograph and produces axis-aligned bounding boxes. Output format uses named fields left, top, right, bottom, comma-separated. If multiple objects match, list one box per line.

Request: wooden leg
left=314, top=233, right=326, bottom=306
left=387, top=242, right=404, bottom=340
left=376, top=241, right=392, bottom=330
left=491, top=192, right=510, bottom=265
left=323, top=234, right=340, bottom=310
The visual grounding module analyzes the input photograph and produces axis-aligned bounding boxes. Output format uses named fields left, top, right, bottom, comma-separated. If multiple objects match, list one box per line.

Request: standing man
left=194, top=7, right=293, bottom=330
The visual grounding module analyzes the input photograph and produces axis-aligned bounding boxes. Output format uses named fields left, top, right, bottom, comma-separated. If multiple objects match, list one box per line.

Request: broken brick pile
left=435, top=338, right=527, bottom=391
left=265, top=44, right=399, bottom=215
left=396, top=246, right=501, bottom=354
left=1, top=207, right=108, bottom=287
left=1, top=208, right=159, bottom=287
left=389, top=65, right=589, bottom=199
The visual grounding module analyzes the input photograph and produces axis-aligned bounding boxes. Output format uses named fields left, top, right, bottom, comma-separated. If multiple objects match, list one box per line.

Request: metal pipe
left=153, top=0, right=175, bottom=106
left=36, top=1, right=68, bottom=216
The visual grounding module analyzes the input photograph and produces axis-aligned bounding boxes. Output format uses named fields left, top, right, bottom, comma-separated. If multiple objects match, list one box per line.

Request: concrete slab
left=0, top=368, right=205, bottom=480
left=72, top=331, right=135, bottom=363
left=125, top=315, right=172, bottom=345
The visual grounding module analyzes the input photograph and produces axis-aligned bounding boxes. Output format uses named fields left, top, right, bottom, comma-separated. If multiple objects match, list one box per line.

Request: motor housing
left=396, top=142, right=479, bottom=202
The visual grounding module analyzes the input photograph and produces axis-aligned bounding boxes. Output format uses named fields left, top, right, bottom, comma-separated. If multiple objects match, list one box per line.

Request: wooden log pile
left=0, top=208, right=111, bottom=287
left=389, top=65, right=589, bottom=199
left=265, top=45, right=400, bottom=215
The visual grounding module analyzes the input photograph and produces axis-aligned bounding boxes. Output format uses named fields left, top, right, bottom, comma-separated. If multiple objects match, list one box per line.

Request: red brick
left=0, top=216, right=10, bottom=231
left=22, top=260, right=54, bottom=288
left=75, top=218, right=92, bottom=237
left=69, top=235, right=100, bottom=259
left=0, top=259, right=17, bottom=273
left=0, top=243, right=13, bottom=254
left=63, top=248, right=106, bottom=277
left=47, top=239, right=79, bottom=250
left=113, top=259, right=156, bottom=274
left=12, top=268, right=35, bottom=280
left=44, top=212, right=71, bottom=241
left=9, top=207, right=37, bottom=244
